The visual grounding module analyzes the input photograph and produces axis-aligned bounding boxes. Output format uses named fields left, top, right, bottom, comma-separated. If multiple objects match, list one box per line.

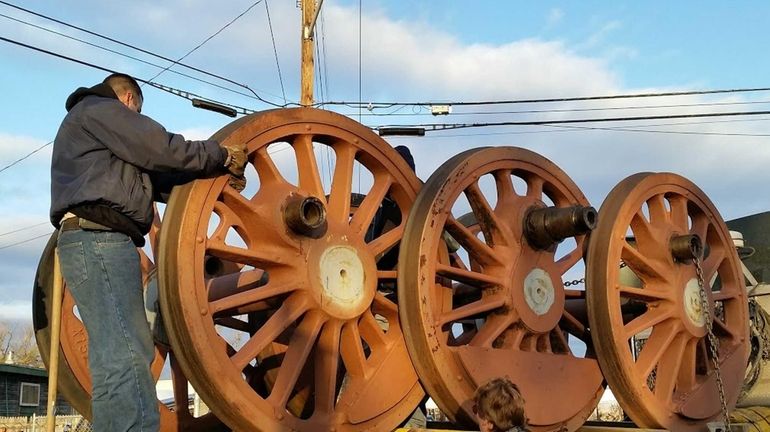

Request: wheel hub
left=524, top=268, right=555, bottom=316
left=316, top=244, right=374, bottom=319
left=683, top=278, right=706, bottom=328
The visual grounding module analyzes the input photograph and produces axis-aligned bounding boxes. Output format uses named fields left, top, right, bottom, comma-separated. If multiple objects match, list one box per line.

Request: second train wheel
left=158, top=108, right=424, bottom=432
left=398, top=147, right=605, bottom=431
left=586, top=172, right=749, bottom=431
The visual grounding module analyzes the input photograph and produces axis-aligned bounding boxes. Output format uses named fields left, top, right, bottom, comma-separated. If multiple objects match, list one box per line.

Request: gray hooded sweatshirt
left=50, top=83, right=226, bottom=245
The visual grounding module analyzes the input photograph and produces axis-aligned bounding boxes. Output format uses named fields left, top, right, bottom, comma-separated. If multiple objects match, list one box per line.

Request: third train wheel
left=586, top=172, right=749, bottom=431
left=398, top=146, right=604, bottom=431
left=158, top=107, right=424, bottom=431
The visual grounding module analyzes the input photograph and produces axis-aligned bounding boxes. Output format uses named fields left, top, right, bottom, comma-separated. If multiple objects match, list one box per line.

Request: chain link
left=694, top=256, right=731, bottom=432
left=563, top=261, right=627, bottom=287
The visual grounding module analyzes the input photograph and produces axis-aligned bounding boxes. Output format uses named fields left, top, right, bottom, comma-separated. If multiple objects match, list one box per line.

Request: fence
left=0, top=414, right=91, bottom=432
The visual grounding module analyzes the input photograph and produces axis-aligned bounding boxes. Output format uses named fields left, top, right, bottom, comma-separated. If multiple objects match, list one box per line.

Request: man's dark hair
left=394, top=145, right=416, bottom=172
left=103, top=73, right=143, bottom=101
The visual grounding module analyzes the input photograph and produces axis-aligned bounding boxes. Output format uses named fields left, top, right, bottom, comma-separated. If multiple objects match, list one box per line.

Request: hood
left=65, top=83, right=118, bottom=112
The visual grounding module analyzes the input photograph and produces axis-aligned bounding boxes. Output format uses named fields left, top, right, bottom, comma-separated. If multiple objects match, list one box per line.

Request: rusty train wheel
left=398, top=147, right=604, bottom=431
left=33, top=228, right=227, bottom=431
left=158, top=108, right=424, bottom=432
left=586, top=172, right=749, bottom=431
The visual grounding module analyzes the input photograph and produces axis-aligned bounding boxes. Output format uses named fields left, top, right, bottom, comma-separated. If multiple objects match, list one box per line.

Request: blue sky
left=1, top=0, right=770, bottom=321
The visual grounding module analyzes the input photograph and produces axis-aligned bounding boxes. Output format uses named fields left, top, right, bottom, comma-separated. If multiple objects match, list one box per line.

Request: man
left=50, top=73, right=247, bottom=432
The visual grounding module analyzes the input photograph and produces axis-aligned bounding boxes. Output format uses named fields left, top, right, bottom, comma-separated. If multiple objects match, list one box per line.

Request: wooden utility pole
left=300, top=0, right=315, bottom=106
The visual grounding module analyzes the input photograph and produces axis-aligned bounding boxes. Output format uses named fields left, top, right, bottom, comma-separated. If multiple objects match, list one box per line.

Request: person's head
left=394, top=145, right=416, bottom=172
left=103, top=73, right=143, bottom=113
left=473, top=378, right=528, bottom=432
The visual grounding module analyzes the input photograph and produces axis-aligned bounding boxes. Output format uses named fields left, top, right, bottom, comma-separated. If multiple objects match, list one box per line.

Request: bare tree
left=1, top=320, right=43, bottom=368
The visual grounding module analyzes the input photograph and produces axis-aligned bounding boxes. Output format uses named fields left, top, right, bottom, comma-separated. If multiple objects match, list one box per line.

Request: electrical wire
left=0, top=232, right=52, bottom=250
left=0, top=12, right=271, bottom=103
left=319, top=8, right=330, bottom=101
left=0, top=140, right=52, bottom=173
left=350, top=99, right=770, bottom=117
left=145, top=1, right=264, bottom=87
left=546, top=123, right=770, bottom=137
left=0, top=35, right=257, bottom=114
left=0, top=0, right=286, bottom=106
left=265, top=0, right=287, bottom=103
left=374, top=110, right=770, bottom=132
left=0, top=222, right=49, bottom=237
left=319, top=86, right=770, bottom=109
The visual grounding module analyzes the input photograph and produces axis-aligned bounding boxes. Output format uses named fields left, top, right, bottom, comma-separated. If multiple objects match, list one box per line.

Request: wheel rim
left=586, top=172, right=749, bottom=430
left=158, top=107, right=424, bottom=431
left=398, top=146, right=604, bottom=431
left=33, top=224, right=227, bottom=431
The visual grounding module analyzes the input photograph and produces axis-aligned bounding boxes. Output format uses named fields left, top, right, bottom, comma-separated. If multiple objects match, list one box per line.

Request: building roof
left=0, top=363, right=48, bottom=378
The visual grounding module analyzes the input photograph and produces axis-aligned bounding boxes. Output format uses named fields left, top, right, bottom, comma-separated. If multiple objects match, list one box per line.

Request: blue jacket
left=50, top=84, right=226, bottom=245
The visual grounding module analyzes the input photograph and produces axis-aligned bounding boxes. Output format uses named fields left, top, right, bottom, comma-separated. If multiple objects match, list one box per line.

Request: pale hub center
left=319, top=246, right=366, bottom=306
left=524, top=268, right=555, bottom=316
left=684, top=278, right=706, bottom=327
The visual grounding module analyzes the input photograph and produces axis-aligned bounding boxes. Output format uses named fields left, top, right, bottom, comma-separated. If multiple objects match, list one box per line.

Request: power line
left=546, top=123, right=770, bottom=137
left=0, top=140, right=52, bottom=173
left=320, top=86, right=770, bottom=109
left=0, top=12, right=268, bottom=103
left=0, top=222, right=49, bottom=237
left=0, top=35, right=257, bottom=115
left=350, top=99, right=770, bottom=117
left=374, top=110, right=770, bottom=132
left=0, top=232, right=51, bottom=251
left=0, top=0, right=285, bottom=106
left=145, top=0, right=264, bottom=87
left=264, top=0, right=287, bottom=103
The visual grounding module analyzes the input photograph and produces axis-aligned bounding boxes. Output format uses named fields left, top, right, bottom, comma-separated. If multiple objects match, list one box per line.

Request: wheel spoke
left=254, top=146, right=287, bottom=185
left=376, top=270, right=397, bottom=281
left=525, top=174, right=544, bottom=199
left=207, top=240, right=293, bottom=268
left=621, top=241, right=668, bottom=282
left=372, top=292, right=398, bottom=315
left=623, top=306, right=674, bottom=340
left=439, top=294, right=507, bottom=327
left=231, top=294, right=311, bottom=370
left=436, top=263, right=504, bottom=288
left=465, top=182, right=509, bottom=247
left=653, top=332, right=689, bottom=402
left=691, top=215, right=709, bottom=242
left=555, top=246, right=584, bottom=275
left=552, top=328, right=572, bottom=355
left=293, top=134, right=325, bottom=198
left=560, top=310, right=589, bottom=341
left=314, top=320, right=342, bottom=415
left=445, top=216, right=503, bottom=267
left=668, top=195, right=689, bottom=231
left=630, top=210, right=657, bottom=249
left=207, top=269, right=266, bottom=302
left=647, top=194, right=668, bottom=226
left=350, top=174, right=393, bottom=237
left=369, top=225, right=403, bottom=258
left=359, top=311, right=389, bottom=353
left=268, top=311, right=326, bottom=408
left=677, top=337, right=698, bottom=392
left=328, top=141, right=357, bottom=223
left=215, top=316, right=252, bottom=333
left=634, top=320, right=680, bottom=379
left=220, top=180, right=278, bottom=236
left=209, top=278, right=298, bottom=316
left=702, top=247, right=726, bottom=284
left=618, top=284, right=672, bottom=302
left=713, top=317, right=737, bottom=342
left=340, top=320, right=367, bottom=378
left=493, top=169, right=517, bottom=208
left=470, top=314, right=515, bottom=347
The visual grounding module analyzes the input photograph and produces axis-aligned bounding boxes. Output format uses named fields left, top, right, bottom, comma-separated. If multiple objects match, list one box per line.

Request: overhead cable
left=321, top=87, right=770, bottom=109
left=0, top=0, right=284, bottom=106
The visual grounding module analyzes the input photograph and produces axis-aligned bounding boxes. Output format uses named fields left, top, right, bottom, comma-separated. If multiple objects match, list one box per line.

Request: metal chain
left=694, top=256, right=731, bottom=432
left=563, top=261, right=627, bottom=287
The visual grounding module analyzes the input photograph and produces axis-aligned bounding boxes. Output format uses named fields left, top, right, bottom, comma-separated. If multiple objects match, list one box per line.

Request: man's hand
left=221, top=143, right=248, bottom=177
left=228, top=175, right=247, bottom=192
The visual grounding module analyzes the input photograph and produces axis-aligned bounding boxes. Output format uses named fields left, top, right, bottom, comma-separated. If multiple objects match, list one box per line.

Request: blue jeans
left=57, top=228, right=159, bottom=432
